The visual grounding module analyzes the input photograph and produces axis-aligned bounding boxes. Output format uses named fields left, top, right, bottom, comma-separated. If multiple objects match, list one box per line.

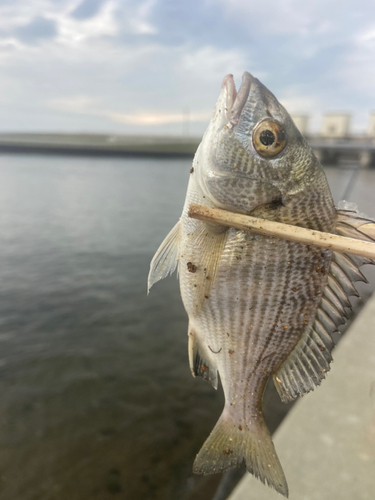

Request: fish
left=148, top=71, right=374, bottom=497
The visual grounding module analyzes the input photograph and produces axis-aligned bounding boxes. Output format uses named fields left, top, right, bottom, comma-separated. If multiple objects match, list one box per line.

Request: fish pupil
left=260, top=129, right=275, bottom=146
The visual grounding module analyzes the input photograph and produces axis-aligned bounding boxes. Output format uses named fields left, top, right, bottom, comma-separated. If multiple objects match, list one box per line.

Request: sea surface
left=0, top=154, right=373, bottom=500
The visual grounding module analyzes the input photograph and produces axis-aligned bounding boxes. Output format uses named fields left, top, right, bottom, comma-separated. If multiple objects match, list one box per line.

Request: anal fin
left=188, top=326, right=218, bottom=389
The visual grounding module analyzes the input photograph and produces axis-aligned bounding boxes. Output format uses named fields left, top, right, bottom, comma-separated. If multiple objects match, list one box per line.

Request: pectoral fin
left=187, top=222, right=228, bottom=313
left=148, top=221, right=180, bottom=293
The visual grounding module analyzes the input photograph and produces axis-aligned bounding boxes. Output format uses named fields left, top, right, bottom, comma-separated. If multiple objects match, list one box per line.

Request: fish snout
left=222, top=72, right=254, bottom=126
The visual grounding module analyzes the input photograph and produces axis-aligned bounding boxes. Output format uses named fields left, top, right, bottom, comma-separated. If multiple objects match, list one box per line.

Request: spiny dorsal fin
left=274, top=206, right=374, bottom=403
left=188, top=326, right=218, bottom=389
left=332, top=208, right=375, bottom=300
left=148, top=221, right=180, bottom=292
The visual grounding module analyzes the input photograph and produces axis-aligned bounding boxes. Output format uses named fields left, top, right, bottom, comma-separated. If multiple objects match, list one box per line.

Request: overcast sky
left=0, top=0, right=374, bottom=136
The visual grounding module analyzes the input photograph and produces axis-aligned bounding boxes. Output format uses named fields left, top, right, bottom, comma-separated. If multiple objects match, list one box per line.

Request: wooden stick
left=188, top=204, right=375, bottom=259
left=360, top=224, right=375, bottom=239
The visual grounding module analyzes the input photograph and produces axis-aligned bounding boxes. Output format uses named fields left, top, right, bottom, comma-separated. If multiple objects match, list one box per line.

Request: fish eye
left=252, top=119, right=286, bottom=158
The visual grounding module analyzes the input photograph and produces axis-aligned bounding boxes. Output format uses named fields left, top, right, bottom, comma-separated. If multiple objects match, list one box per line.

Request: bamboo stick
left=188, top=204, right=375, bottom=259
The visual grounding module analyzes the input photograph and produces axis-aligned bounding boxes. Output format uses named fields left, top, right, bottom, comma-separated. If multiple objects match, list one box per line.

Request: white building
left=320, top=114, right=351, bottom=138
left=291, top=115, right=309, bottom=135
left=367, top=113, right=375, bottom=137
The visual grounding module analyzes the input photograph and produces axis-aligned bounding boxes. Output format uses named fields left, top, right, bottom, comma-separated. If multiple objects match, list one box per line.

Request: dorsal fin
left=148, top=221, right=180, bottom=292
left=273, top=320, right=334, bottom=403
left=273, top=206, right=374, bottom=403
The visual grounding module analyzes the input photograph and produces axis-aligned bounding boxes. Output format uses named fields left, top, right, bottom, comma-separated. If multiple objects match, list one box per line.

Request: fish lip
left=222, top=74, right=237, bottom=114
left=225, top=72, right=253, bottom=126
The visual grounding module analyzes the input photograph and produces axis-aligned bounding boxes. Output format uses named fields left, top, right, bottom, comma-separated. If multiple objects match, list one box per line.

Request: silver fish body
left=148, top=72, right=374, bottom=497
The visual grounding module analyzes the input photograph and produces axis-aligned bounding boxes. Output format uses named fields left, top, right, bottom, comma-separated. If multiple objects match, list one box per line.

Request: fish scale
left=148, top=71, right=374, bottom=497
left=208, top=237, right=324, bottom=391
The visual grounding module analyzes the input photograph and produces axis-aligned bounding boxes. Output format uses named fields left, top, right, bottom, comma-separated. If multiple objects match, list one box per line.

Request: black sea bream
left=148, top=72, right=374, bottom=496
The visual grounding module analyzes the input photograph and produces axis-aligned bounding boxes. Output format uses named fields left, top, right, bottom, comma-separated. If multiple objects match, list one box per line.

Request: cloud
left=130, top=0, right=158, bottom=35
left=338, top=25, right=375, bottom=97
left=108, top=110, right=212, bottom=125
left=212, top=0, right=325, bottom=36
left=179, top=45, right=250, bottom=83
left=57, top=0, right=118, bottom=43
left=46, top=95, right=210, bottom=126
left=0, top=0, right=118, bottom=46
left=44, top=92, right=213, bottom=135
left=47, top=95, right=98, bottom=115
left=0, top=0, right=374, bottom=135
left=71, top=0, right=106, bottom=20
left=14, top=16, right=57, bottom=43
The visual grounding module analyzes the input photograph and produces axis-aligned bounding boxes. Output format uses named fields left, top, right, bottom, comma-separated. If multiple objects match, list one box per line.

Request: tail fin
left=193, top=409, right=288, bottom=497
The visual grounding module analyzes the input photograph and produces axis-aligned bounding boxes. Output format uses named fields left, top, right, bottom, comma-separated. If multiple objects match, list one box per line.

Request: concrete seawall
left=0, top=133, right=199, bottom=157
left=0, top=133, right=374, bottom=165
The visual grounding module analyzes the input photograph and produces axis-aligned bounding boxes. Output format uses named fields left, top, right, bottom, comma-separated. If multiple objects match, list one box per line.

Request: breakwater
left=0, top=133, right=375, bottom=166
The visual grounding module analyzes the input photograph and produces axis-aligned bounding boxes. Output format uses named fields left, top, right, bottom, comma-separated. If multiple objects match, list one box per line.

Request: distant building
left=367, top=113, right=375, bottom=137
left=320, top=114, right=351, bottom=138
left=291, top=115, right=309, bottom=135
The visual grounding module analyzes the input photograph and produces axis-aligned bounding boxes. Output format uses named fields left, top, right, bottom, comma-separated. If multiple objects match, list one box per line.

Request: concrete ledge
left=0, top=133, right=200, bottom=157
left=229, top=293, right=375, bottom=500
left=0, top=133, right=374, bottom=165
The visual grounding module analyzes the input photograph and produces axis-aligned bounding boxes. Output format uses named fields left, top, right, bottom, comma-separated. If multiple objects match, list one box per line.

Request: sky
left=0, top=0, right=374, bottom=136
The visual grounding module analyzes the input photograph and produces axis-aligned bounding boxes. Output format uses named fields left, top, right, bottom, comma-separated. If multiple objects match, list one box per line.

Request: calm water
left=0, top=154, right=373, bottom=500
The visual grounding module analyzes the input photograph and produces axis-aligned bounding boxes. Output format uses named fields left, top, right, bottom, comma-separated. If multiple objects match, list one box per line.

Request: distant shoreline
left=0, top=133, right=200, bottom=158
left=0, top=144, right=197, bottom=158
left=0, top=133, right=374, bottom=165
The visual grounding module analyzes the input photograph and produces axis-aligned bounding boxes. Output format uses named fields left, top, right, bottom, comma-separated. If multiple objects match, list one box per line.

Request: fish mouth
left=223, top=72, right=253, bottom=126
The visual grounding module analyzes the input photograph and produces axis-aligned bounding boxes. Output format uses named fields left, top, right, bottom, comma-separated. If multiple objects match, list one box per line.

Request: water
left=0, top=154, right=373, bottom=500
left=0, top=155, right=225, bottom=500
